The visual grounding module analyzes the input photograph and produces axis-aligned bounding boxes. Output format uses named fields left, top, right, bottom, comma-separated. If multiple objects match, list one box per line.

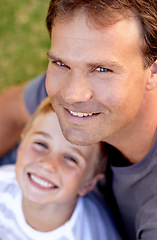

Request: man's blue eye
left=56, top=61, right=70, bottom=69
left=56, top=61, right=66, bottom=67
left=96, top=67, right=109, bottom=72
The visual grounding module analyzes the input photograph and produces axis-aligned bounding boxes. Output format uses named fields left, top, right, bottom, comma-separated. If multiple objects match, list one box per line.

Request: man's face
left=46, top=11, right=151, bottom=146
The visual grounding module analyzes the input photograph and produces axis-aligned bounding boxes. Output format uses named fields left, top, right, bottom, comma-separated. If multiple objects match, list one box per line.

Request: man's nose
left=61, top=71, right=92, bottom=104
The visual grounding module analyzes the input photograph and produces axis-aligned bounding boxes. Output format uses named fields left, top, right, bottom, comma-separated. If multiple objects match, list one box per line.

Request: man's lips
left=28, top=173, right=58, bottom=189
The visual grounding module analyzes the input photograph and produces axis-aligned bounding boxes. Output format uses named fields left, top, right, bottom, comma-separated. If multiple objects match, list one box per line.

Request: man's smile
left=69, top=110, right=95, bottom=117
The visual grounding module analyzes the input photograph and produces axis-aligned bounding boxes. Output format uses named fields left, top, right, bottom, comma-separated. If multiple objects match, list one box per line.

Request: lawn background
left=0, top=0, right=50, bottom=92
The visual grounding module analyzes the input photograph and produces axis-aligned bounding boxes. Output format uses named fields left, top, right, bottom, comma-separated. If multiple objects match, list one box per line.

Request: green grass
left=0, top=0, right=51, bottom=91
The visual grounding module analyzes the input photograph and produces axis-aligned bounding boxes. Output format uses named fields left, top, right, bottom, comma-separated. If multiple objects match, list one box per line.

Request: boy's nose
left=61, top=72, right=92, bottom=104
left=38, top=156, right=59, bottom=173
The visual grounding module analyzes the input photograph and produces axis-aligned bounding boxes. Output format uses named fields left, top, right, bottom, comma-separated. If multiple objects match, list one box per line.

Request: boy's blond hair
left=22, top=97, right=53, bottom=137
left=22, top=97, right=107, bottom=177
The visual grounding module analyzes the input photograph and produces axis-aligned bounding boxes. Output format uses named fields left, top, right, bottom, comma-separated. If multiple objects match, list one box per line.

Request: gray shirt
left=106, top=137, right=157, bottom=240
left=24, top=73, right=47, bottom=115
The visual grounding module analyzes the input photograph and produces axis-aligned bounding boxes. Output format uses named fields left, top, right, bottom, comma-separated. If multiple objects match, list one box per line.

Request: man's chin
left=61, top=127, right=98, bottom=146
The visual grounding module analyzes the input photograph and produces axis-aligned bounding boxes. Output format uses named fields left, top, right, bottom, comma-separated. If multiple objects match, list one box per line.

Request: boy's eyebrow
left=34, top=131, right=89, bottom=161
left=33, top=131, right=51, bottom=139
left=72, top=147, right=88, bottom=162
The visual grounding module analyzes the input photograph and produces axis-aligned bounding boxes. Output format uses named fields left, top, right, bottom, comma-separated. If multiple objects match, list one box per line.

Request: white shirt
left=0, top=165, right=121, bottom=240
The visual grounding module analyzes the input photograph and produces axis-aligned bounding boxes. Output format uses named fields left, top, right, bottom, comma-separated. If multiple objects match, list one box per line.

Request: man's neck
left=105, top=90, right=157, bottom=164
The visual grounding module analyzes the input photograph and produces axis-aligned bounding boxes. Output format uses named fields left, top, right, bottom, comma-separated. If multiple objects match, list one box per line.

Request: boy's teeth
left=70, top=111, right=93, bottom=117
left=30, top=174, right=54, bottom=188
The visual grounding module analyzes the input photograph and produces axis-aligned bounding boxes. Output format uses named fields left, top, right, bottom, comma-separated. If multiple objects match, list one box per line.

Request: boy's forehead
left=24, top=112, right=55, bottom=134
left=33, top=112, right=58, bottom=129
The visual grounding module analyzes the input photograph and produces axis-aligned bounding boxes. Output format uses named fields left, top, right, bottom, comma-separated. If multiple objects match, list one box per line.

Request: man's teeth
left=30, top=174, right=55, bottom=188
left=70, top=111, right=93, bottom=117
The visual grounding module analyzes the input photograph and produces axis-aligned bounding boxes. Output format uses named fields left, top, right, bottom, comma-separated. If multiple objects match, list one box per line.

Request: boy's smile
left=28, top=172, right=59, bottom=190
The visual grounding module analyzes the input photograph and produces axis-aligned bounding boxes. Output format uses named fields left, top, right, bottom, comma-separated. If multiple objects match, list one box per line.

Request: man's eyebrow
left=87, top=61, right=124, bottom=70
left=47, top=51, right=61, bottom=62
left=33, top=131, right=51, bottom=139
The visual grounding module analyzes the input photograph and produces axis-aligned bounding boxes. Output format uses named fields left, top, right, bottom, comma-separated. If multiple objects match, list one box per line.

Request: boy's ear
left=17, top=134, right=24, bottom=153
left=17, top=143, right=22, bottom=155
left=146, top=61, right=157, bottom=90
left=78, top=173, right=104, bottom=196
left=17, top=134, right=24, bottom=155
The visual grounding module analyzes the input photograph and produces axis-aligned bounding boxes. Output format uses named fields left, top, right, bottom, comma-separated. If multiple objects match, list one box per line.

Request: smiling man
left=46, top=10, right=152, bottom=155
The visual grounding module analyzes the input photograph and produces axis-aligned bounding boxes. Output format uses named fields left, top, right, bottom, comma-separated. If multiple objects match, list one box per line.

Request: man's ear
left=146, top=61, right=157, bottom=90
left=78, top=173, right=104, bottom=196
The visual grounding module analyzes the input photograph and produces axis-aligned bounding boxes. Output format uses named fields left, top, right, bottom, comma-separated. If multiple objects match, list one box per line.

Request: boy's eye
left=64, top=155, right=77, bottom=164
left=34, top=141, right=48, bottom=150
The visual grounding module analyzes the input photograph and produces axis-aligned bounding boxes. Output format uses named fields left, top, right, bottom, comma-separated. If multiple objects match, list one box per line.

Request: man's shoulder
left=24, top=73, right=48, bottom=115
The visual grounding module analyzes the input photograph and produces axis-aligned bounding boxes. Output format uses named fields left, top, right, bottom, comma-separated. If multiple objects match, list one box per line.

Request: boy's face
left=16, top=112, right=101, bottom=206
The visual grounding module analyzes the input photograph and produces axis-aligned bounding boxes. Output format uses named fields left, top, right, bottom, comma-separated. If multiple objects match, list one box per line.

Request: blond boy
left=0, top=98, right=121, bottom=240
